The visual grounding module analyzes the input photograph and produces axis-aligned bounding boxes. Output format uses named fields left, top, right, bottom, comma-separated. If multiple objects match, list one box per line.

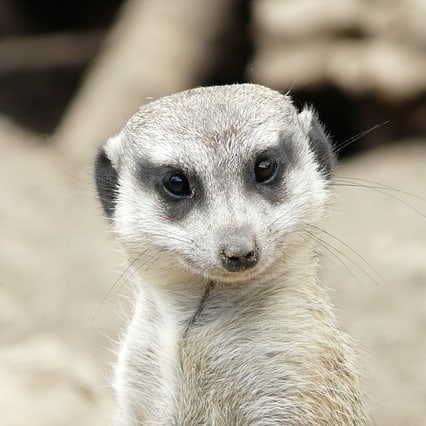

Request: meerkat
left=95, top=84, right=369, bottom=425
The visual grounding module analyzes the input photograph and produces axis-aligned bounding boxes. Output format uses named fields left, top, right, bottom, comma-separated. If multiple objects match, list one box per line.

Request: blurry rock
left=0, top=114, right=124, bottom=387
left=329, top=39, right=426, bottom=100
left=253, top=0, right=361, bottom=41
left=250, top=0, right=426, bottom=100
left=55, top=0, right=236, bottom=167
left=361, top=0, right=426, bottom=48
left=0, top=289, right=33, bottom=344
left=0, top=335, right=113, bottom=426
left=252, top=39, right=426, bottom=101
left=249, top=40, right=329, bottom=88
left=0, top=116, right=120, bottom=423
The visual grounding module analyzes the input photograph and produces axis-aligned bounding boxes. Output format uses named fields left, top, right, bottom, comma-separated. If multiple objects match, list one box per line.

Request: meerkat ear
left=94, top=136, right=121, bottom=218
left=298, top=107, right=335, bottom=178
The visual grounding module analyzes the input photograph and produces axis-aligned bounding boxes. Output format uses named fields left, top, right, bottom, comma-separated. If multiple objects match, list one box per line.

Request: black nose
left=220, top=244, right=259, bottom=272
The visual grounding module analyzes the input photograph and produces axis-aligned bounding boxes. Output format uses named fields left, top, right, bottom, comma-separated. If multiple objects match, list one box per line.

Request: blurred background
left=0, top=0, right=425, bottom=424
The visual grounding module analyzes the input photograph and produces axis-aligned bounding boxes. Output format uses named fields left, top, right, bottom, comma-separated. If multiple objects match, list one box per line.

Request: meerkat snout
left=219, top=239, right=259, bottom=272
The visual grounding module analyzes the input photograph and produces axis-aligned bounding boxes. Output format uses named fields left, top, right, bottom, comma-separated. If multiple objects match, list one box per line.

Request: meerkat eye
left=254, top=157, right=278, bottom=183
left=163, top=173, right=192, bottom=197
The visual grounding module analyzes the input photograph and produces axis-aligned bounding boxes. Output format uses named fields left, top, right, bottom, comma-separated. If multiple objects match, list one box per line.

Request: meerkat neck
left=133, top=243, right=323, bottom=337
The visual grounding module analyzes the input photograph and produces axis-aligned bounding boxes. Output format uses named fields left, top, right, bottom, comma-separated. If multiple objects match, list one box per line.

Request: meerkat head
left=95, top=84, right=334, bottom=286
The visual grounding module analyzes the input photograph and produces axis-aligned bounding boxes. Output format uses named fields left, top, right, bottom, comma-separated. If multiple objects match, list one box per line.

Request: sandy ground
left=0, top=116, right=425, bottom=425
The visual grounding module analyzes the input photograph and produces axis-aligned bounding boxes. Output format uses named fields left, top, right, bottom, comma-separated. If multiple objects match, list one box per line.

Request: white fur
left=98, top=84, right=368, bottom=425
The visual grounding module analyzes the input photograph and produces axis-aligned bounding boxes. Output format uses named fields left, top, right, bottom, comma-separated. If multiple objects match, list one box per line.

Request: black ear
left=300, top=108, right=335, bottom=178
left=309, top=114, right=335, bottom=178
left=94, top=145, right=119, bottom=218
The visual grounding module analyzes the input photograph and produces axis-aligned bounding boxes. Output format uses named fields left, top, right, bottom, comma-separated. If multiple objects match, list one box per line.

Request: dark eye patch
left=138, top=160, right=202, bottom=221
left=246, top=133, right=296, bottom=203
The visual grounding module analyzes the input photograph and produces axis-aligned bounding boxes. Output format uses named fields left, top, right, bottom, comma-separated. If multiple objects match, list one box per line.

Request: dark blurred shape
left=204, top=0, right=253, bottom=86
left=0, top=32, right=103, bottom=134
left=291, top=87, right=426, bottom=154
left=0, top=0, right=123, bottom=134
left=13, top=0, right=123, bottom=33
left=0, top=0, right=27, bottom=35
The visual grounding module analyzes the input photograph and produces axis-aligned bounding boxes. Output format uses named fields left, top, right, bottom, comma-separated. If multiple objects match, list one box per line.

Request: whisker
left=91, top=248, right=149, bottom=321
left=333, top=121, right=390, bottom=154
left=137, top=248, right=166, bottom=274
left=143, top=232, right=195, bottom=247
left=334, top=176, right=426, bottom=202
left=331, top=182, right=425, bottom=218
left=305, top=227, right=383, bottom=286
left=92, top=227, right=200, bottom=319
left=307, top=224, right=385, bottom=286
left=300, top=230, right=363, bottom=287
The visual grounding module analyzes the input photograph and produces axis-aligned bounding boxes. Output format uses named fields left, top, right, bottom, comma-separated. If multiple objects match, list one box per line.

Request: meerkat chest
left=120, top=302, right=281, bottom=424
left=118, top=291, right=365, bottom=425
left=175, top=315, right=308, bottom=424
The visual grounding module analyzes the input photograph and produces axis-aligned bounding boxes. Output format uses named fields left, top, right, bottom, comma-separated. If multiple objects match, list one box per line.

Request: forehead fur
left=124, top=84, right=297, bottom=155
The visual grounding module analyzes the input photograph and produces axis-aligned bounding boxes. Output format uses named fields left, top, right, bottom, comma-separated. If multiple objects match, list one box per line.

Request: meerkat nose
left=219, top=241, right=259, bottom=272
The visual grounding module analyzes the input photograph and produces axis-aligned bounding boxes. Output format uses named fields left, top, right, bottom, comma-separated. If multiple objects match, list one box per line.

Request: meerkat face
left=95, top=84, right=334, bottom=285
